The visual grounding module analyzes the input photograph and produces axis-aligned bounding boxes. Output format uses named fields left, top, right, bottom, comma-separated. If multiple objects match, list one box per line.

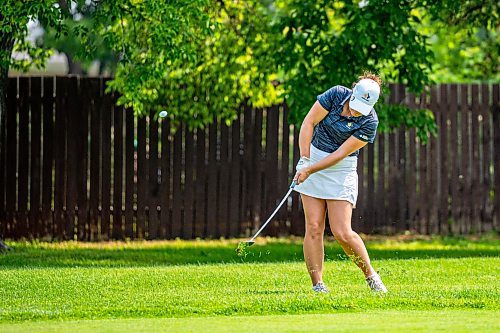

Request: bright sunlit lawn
left=0, top=236, right=498, bottom=332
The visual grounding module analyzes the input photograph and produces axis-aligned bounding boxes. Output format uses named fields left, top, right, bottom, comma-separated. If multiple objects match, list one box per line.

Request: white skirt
left=293, top=144, right=358, bottom=206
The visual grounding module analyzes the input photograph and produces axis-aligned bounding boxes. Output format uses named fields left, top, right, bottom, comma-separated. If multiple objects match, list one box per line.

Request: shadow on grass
left=0, top=239, right=498, bottom=269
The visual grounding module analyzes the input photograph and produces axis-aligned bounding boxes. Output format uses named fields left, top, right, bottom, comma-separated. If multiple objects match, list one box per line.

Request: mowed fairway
left=0, top=237, right=498, bottom=332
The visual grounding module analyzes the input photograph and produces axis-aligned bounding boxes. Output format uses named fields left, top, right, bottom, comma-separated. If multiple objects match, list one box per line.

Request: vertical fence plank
left=217, top=123, right=229, bottom=237
left=148, top=111, right=159, bottom=239
left=89, top=78, right=101, bottom=240
left=405, top=91, right=417, bottom=232
left=253, top=109, right=263, bottom=234
left=77, top=78, right=91, bottom=241
left=76, top=79, right=89, bottom=241
left=417, top=120, right=428, bottom=233
left=100, top=89, right=112, bottom=240
left=279, top=105, right=290, bottom=235
left=241, top=105, right=254, bottom=234
left=439, top=85, right=450, bottom=234
left=480, top=84, right=492, bottom=232
left=408, top=129, right=417, bottom=231
left=375, top=133, right=386, bottom=233
left=229, top=113, right=241, bottom=237
left=397, top=85, right=407, bottom=232
left=493, top=84, right=500, bottom=231
left=29, top=77, right=42, bottom=238
left=41, top=77, right=54, bottom=239
left=5, top=78, right=17, bottom=238
left=160, top=119, right=172, bottom=238
left=194, top=127, right=206, bottom=238
left=470, top=84, right=481, bottom=233
left=183, top=129, right=195, bottom=239
left=0, top=80, right=8, bottom=237
left=205, top=121, right=217, bottom=237
left=460, top=84, right=472, bottom=233
left=171, top=125, right=183, bottom=238
left=65, top=77, right=79, bottom=240
left=112, top=100, right=124, bottom=240
left=428, top=86, right=439, bottom=234
left=136, top=116, right=147, bottom=238
left=124, top=109, right=135, bottom=239
left=17, top=77, right=30, bottom=238
left=53, top=78, right=66, bottom=239
left=388, top=85, right=398, bottom=232
left=449, top=84, right=460, bottom=234
left=264, top=106, right=279, bottom=236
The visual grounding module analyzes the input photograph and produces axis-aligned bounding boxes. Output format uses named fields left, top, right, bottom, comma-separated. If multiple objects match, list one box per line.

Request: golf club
left=236, top=179, right=297, bottom=255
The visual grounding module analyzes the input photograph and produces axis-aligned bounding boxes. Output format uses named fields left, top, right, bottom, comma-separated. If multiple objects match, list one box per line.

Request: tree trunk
left=65, top=53, right=85, bottom=75
left=0, top=31, right=15, bottom=248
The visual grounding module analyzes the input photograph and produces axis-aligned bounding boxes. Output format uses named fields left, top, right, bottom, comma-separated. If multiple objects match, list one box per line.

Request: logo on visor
left=361, top=92, right=371, bottom=102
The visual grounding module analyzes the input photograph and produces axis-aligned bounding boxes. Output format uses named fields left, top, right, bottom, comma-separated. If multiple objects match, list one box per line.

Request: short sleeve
left=317, top=85, right=343, bottom=112
left=353, top=120, right=378, bottom=143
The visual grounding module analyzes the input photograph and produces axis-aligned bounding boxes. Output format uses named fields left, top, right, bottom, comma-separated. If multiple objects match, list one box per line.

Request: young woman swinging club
left=293, top=72, right=388, bottom=293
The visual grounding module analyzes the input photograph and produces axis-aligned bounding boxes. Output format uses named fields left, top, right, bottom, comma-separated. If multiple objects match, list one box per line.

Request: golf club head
left=246, top=240, right=255, bottom=246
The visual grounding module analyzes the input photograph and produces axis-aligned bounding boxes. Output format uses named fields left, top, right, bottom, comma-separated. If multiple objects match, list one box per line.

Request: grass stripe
left=0, top=310, right=498, bottom=333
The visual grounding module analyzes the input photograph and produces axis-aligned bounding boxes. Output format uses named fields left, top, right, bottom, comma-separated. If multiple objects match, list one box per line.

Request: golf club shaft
left=249, top=181, right=296, bottom=242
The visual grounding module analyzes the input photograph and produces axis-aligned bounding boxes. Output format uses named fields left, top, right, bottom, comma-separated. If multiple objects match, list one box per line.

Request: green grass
left=0, top=311, right=498, bottom=333
left=0, top=236, right=499, bottom=332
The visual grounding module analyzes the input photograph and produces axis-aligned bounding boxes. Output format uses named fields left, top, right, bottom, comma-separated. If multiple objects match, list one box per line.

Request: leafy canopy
left=3, top=0, right=497, bottom=139
left=1, top=0, right=64, bottom=72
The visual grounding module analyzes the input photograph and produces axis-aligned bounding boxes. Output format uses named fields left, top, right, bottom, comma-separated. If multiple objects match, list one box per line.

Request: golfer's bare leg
left=326, top=200, right=376, bottom=278
left=301, top=194, right=327, bottom=286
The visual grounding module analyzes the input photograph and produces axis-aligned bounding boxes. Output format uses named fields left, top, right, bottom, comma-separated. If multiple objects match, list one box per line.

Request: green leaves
left=1, top=1, right=64, bottom=75
left=5, top=0, right=493, bottom=140
left=376, top=103, right=437, bottom=143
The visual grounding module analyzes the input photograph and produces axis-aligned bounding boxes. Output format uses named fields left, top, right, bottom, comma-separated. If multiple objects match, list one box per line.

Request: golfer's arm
left=308, top=136, right=368, bottom=174
left=299, top=101, right=328, bottom=158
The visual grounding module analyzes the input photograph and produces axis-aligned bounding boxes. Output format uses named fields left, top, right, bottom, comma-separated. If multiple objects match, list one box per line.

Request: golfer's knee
left=305, top=221, right=324, bottom=239
left=332, top=229, right=355, bottom=244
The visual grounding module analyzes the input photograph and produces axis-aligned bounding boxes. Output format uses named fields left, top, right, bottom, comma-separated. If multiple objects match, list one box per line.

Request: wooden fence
left=1, top=77, right=498, bottom=240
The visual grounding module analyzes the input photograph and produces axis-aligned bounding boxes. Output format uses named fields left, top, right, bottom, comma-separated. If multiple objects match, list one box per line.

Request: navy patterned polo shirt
left=311, top=85, right=379, bottom=157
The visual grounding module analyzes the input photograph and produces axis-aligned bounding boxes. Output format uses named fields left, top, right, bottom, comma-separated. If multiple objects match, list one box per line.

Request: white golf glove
left=296, top=156, right=311, bottom=172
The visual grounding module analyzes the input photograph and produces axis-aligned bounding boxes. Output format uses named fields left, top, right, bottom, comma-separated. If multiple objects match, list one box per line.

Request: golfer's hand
left=295, top=156, right=311, bottom=172
left=294, top=167, right=311, bottom=185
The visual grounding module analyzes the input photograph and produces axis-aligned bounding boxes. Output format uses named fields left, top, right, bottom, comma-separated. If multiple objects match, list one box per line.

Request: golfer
left=293, top=72, right=387, bottom=293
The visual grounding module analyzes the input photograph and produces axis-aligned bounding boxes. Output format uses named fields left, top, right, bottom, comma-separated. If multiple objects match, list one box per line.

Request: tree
left=95, top=0, right=440, bottom=139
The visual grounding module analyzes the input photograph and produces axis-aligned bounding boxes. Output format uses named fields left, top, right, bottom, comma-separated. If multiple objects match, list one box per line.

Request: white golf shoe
left=312, top=282, right=329, bottom=294
left=366, top=273, right=388, bottom=293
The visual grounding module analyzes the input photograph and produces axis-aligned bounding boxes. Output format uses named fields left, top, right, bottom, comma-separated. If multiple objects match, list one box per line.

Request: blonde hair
left=353, top=71, right=382, bottom=87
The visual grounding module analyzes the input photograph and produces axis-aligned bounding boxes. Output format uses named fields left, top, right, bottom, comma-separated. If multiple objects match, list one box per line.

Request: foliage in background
left=37, top=8, right=117, bottom=75
left=427, top=25, right=499, bottom=83
left=2, top=0, right=498, bottom=139
left=143, top=1, right=283, bottom=129
left=98, top=0, right=441, bottom=138
left=270, top=0, right=439, bottom=141
left=0, top=1, right=63, bottom=73
left=422, top=0, right=499, bottom=83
